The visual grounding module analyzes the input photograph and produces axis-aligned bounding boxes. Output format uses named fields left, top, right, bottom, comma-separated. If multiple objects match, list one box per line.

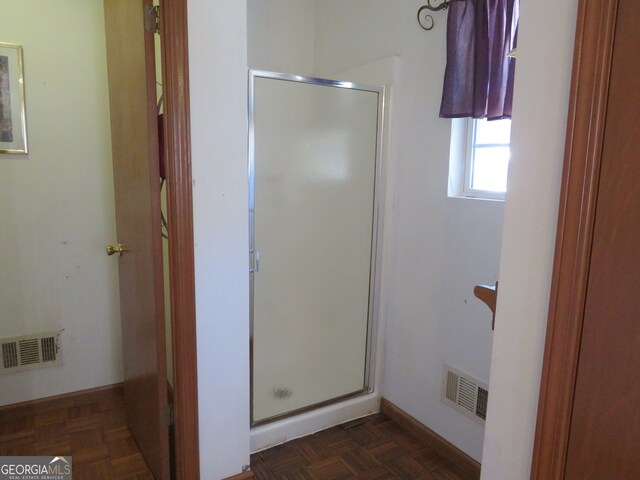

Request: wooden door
left=531, top=0, right=640, bottom=478
left=563, top=0, right=640, bottom=477
left=104, top=1, right=170, bottom=479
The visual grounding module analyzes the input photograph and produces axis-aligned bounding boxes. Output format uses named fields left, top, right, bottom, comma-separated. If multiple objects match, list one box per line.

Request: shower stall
left=249, top=70, right=386, bottom=445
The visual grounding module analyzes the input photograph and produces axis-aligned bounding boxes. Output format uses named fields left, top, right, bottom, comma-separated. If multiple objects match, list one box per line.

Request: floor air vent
left=441, top=364, right=488, bottom=425
left=0, top=331, right=63, bottom=374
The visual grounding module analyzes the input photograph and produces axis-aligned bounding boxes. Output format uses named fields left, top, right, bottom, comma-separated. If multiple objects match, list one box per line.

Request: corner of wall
left=480, top=0, right=580, bottom=477
left=188, top=1, right=251, bottom=478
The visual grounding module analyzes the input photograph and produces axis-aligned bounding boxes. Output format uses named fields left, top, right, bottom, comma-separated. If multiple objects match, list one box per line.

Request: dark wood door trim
left=530, top=1, right=619, bottom=479
left=160, top=1, right=200, bottom=479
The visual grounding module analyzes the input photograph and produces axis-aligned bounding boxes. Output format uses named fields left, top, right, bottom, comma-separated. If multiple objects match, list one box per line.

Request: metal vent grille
left=41, top=337, right=57, bottom=362
left=441, top=364, right=488, bottom=425
left=2, top=343, right=18, bottom=369
left=19, top=339, right=40, bottom=365
left=445, top=370, right=458, bottom=403
left=458, top=377, right=477, bottom=413
left=0, top=331, right=63, bottom=374
left=476, top=387, right=489, bottom=420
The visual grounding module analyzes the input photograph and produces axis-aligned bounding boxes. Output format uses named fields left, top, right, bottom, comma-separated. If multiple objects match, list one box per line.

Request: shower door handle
left=250, top=250, right=260, bottom=273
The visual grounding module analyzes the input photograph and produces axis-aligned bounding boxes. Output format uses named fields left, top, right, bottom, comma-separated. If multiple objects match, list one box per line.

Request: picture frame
left=0, top=42, right=27, bottom=154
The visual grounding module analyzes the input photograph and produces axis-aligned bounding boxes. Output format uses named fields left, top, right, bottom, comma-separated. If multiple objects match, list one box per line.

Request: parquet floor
left=0, top=385, right=154, bottom=479
left=251, top=414, right=471, bottom=480
left=2, top=388, right=471, bottom=480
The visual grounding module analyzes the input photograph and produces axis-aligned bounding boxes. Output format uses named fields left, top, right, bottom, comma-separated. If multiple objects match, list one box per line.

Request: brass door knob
left=106, top=243, right=126, bottom=256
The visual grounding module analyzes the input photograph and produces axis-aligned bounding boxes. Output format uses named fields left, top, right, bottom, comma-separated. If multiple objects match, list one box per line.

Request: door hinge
left=161, top=404, right=173, bottom=427
left=249, top=249, right=260, bottom=273
left=145, top=5, right=160, bottom=34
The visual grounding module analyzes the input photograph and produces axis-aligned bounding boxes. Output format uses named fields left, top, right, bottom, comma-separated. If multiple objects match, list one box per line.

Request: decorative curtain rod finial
left=417, top=0, right=451, bottom=31
left=425, top=0, right=451, bottom=12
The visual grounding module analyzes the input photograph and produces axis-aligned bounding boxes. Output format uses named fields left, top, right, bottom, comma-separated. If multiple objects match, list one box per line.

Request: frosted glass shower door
left=251, top=72, right=382, bottom=424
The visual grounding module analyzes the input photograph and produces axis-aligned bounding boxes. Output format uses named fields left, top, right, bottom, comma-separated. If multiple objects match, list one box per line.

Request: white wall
left=0, top=0, right=121, bottom=406
left=188, top=0, right=251, bottom=478
left=247, top=0, right=316, bottom=75
left=480, top=0, right=579, bottom=478
left=246, top=0, right=503, bottom=461
left=314, top=1, right=503, bottom=462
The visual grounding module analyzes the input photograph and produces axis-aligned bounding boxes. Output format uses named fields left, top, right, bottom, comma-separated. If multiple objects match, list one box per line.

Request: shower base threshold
left=250, top=392, right=381, bottom=452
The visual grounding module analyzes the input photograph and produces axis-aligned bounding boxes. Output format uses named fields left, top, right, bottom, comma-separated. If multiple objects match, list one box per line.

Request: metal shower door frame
left=248, top=69, right=387, bottom=426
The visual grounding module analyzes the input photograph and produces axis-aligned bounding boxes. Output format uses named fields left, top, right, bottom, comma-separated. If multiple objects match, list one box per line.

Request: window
left=449, top=118, right=512, bottom=201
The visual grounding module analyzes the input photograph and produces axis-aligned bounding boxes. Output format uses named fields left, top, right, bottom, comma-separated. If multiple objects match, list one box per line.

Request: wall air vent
left=0, top=331, right=63, bottom=374
left=441, top=364, right=488, bottom=425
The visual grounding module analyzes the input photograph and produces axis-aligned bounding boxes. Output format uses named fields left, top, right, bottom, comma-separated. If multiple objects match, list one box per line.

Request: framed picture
left=0, top=42, right=27, bottom=154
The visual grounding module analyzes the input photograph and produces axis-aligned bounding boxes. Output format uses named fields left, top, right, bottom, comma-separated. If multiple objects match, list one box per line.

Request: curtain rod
left=417, top=0, right=454, bottom=30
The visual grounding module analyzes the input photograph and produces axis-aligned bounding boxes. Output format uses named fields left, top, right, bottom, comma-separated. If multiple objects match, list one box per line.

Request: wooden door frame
left=158, top=1, right=200, bottom=479
left=530, top=1, right=620, bottom=478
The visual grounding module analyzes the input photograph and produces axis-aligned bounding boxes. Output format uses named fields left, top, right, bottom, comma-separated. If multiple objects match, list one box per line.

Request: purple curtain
left=439, top=0, right=519, bottom=120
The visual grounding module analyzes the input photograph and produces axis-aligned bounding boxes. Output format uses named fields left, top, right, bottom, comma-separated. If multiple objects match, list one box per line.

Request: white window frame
left=448, top=118, right=510, bottom=201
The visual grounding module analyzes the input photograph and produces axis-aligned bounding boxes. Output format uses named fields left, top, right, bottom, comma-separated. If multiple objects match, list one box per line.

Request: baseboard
left=223, top=469, right=254, bottom=480
left=380, top=398, right=481, bottom=480
left=0, top=383, right=123, bottom=415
